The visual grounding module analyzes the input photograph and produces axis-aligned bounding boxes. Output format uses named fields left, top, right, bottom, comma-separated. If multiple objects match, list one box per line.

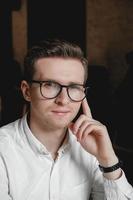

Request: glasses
left=30, top=80, right=89, bottom=102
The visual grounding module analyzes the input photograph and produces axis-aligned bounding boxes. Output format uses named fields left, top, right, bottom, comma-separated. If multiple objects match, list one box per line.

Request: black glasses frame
left=30, top=80, right=89, bottom=102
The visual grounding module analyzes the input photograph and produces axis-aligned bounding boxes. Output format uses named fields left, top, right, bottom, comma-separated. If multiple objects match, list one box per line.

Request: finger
left=78, top=126, right=92, bottom=142
left=68, top=122, right=74, bottom=131
left=76, top=121, right=90, bottom=141
left=76, top=120, right=100, bottom=141
left=82, top=98, right=92, bottom=118
left=72, top=114, right=88, bottom=134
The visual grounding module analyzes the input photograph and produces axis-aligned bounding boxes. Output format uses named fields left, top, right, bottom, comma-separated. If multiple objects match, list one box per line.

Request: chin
left=52, top=120, right=70, bottom=129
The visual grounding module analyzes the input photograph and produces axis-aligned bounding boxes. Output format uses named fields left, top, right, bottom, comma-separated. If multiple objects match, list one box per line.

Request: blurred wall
left=86, top=0, right=133, bottom=90
left=12, top=0, right=133, bottom=90
left=12, top=0, right=27, bottom=67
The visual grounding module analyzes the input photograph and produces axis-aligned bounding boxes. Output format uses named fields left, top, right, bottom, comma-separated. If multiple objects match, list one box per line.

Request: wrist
left=103, top=168, right=122, bottom=180
left=99, top=160, right=123, bottom=180
left=99, top=160, right=123, bottom=173
left=98, top=155, right=119, bottom=167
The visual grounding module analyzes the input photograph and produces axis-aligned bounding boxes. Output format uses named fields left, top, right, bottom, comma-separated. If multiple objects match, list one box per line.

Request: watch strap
left=99, top=160, right=123, bottom=173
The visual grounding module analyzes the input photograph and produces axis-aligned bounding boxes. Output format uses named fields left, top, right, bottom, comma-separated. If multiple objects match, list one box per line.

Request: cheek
left=71, top=103, right=81, bottom=116
left=29, top=96, right=44, bottom=110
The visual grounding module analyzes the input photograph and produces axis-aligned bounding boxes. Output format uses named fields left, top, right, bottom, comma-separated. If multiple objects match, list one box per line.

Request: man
left=0, top=39, right=133, bottom=199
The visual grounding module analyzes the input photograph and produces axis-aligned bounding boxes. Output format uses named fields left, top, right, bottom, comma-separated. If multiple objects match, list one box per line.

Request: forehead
left=34, top=57, right=85, bottom=84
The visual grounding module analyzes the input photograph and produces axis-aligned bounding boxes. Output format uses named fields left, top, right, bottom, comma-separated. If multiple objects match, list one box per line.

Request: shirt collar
left=21, top=113, right=71, bottom=156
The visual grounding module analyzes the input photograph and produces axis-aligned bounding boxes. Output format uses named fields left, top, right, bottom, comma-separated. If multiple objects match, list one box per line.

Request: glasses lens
left=41, top=81, right=60, bottom=98
left=68, top=85, right=86, bottom=101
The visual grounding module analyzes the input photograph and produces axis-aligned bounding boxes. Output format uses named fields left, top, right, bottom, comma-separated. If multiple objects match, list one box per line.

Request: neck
left=28, top=117, right=68, bottom=158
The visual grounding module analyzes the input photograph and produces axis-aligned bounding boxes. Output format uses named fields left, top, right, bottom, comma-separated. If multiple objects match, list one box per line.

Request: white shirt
left=0, top=114, right=133, bottom=200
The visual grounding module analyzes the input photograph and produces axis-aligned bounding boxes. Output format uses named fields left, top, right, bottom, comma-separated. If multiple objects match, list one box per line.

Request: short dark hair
left=23, top=39, right=88, bottom=83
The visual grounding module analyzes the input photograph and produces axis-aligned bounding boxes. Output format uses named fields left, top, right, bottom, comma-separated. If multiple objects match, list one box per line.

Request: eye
left=69, top=84, right=84, bottom=91
left=42, top=81, right=58, bottom=88
left=44, top=81, right=53, bottom=86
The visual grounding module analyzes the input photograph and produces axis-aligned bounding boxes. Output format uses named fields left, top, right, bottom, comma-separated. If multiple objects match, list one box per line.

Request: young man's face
left=22, top=57, right=85, bottom=130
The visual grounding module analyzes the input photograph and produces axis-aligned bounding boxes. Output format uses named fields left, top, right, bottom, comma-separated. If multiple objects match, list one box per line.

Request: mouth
left=52, top=110, right=71, bottom=116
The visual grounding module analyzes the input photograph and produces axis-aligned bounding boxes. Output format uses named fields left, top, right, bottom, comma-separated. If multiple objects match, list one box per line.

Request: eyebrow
left=40, top=78, right=84, bottom=85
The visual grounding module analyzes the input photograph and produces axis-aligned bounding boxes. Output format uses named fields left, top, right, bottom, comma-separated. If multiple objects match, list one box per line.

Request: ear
left=21, top=80, right=31, bottom=102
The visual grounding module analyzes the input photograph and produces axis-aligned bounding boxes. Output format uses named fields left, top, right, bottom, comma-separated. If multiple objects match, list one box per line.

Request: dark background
left=0, top=0, right=133, bottom=185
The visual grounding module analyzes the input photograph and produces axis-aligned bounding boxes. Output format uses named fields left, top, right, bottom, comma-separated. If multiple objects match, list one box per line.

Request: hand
left=69, top=98, right=118, bottom=166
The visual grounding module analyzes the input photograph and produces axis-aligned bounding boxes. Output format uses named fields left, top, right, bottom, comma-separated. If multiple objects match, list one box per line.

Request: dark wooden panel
left=27, top=0, right=86, bottom=52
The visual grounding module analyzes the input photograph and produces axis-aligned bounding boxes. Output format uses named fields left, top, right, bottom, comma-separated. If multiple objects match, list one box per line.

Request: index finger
left=82, top=98, right=92, bottom=118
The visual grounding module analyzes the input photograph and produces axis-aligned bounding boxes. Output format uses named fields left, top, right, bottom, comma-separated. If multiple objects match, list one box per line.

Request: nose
left=55, top=88, right=70, bottom=105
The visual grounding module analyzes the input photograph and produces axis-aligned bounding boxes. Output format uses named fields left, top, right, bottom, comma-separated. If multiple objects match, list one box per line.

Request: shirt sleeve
left=103, top=170, right=133, bottom=199
left=0, top=155, right=13, bottom=200
left=91, top=167, right=133, bottom=200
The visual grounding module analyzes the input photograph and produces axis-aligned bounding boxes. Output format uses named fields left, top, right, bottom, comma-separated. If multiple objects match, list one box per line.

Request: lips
left=52, top=110, right=70, bottom=115
left=52, top=110, right=70, bottom=113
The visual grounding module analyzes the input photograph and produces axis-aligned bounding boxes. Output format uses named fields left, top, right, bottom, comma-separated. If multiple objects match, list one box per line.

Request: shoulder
left=0, top=118, right=22, bottom=152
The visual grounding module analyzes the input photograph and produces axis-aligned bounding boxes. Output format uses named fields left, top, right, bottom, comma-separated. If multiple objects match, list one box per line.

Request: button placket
left=49, top=160, right=60, bottom=200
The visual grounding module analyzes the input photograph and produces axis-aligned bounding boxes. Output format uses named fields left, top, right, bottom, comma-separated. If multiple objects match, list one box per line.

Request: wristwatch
left=99, top=160, right=123, bottom=173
